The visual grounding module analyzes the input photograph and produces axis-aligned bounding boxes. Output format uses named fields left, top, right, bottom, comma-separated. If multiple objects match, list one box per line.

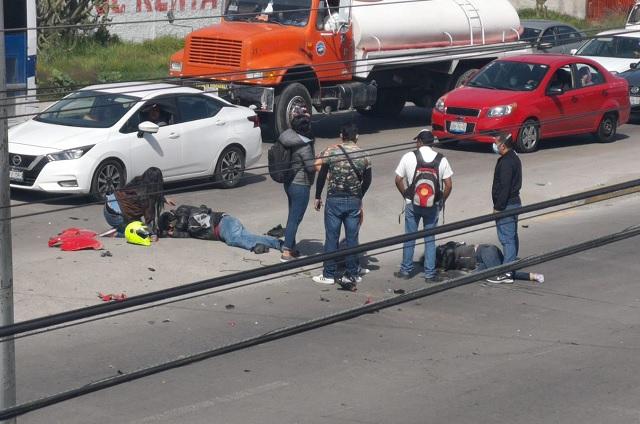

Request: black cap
left=414, top=129, right=435, bottom=144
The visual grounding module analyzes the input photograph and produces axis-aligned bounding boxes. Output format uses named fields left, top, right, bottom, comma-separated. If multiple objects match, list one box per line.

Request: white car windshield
left=577, top=36, right=640, bottom=59
left=467, top=61, right=549, bottom=91
left=35, top=91, right=138, bottom=128
left=224, top=0, right=312, bottom=26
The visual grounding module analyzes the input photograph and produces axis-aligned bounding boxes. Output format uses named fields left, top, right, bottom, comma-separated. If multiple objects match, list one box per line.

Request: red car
left=431, top=54, right=630, bottom=153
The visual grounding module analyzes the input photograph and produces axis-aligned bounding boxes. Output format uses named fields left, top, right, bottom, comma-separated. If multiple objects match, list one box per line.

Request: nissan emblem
left=11, top=155, right=22, bottom=167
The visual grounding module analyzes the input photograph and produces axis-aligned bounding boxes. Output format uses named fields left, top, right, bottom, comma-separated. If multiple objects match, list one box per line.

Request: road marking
left=128, top=381, right=289, bottom=423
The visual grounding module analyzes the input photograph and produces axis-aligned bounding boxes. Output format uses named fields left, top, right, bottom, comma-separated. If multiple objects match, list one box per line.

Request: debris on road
left=225, top=304, right=235, bottom=310
left=320, top=297, right=330, bottom=302
left=49, top=228, right=102, bottom=251
left=393, top=289, right=406, bottom=294
left=97, top=292, right=127, bottom=302
left=100, top=251, right=112, bottom=257
left=148, top=267, right=156, bottom=272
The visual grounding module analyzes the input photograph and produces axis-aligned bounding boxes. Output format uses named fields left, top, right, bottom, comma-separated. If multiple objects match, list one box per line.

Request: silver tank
left=350, top=0, right=522, bottom=53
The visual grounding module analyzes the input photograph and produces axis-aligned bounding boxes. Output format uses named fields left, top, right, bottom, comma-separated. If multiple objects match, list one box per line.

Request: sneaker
left=266, top=224, right=285, bottom=238
left=253, top=244, right=270, bottom=254
left=393, top=270, right=412, bottom=280
left=425, top=275, right=444, bottom=284
left=486, top=273, right=514, bottom=284
left=358, top=267, right=371, bottom=276
left=531, top=273, right=545, bottom=283
left=312, top=275, right=335, bottom=285
left=338, top=275, right=359, bottom=292
left=280, top=254, right=294, bottom=263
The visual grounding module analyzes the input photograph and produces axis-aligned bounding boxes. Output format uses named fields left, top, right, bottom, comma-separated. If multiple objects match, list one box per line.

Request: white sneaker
left=358, top=267, right=371, bottom=276
left=312, top=275, right=335, bottom=285
left=531, top=273, right=545, bottom=283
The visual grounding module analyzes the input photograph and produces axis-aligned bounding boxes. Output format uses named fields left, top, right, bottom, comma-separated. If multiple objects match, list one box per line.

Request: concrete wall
left=508, top=0, right=586, bottom=19
left=104, top=0, right=223, bottom=42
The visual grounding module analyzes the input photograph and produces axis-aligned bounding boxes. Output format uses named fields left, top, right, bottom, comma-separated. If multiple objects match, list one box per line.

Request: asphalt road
left=6, top=107, right=640, bottom=423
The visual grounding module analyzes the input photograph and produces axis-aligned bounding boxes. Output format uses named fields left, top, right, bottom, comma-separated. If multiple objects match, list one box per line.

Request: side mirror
left=538, top=41, right=553, bottom=50
left=631, top=62, right=639, bottom=70
left=137, top=121, right=159, bottom=138
left=547, top=86, right=564, bottom=96
left=570, top=48, right=578, bottom=55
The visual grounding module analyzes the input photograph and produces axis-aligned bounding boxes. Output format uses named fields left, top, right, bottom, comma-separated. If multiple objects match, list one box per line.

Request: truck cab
left=627, top=1, right=640, bottom=27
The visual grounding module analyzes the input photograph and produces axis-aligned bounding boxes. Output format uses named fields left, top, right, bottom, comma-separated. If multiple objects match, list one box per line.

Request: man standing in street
left=488, top=133, right=522, bottom=284
left=312, top=124, right=372, bottom=291
left=394, top=129, right=453, bottom=283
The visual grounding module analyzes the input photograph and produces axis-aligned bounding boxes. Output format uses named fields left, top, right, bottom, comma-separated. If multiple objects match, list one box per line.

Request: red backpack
left=407, top=150, right=443, bottom=208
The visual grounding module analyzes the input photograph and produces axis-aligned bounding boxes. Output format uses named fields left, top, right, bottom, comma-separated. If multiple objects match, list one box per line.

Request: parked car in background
left=522, top=20, right=585, bottom=54
left=431, top=55, right=630, bottom=153
left=8, top=83, right=262, bottom=199
left=619, top=61, right=640, bottom=111
left=573, top=28, right=640, bottom=73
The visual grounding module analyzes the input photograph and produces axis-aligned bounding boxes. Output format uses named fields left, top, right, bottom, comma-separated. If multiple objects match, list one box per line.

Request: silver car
left=522, top=20, right=586, bottom=54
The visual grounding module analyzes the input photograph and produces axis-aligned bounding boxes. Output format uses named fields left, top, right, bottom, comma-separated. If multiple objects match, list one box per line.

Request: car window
left=575, top=63, right=604, bottom=87
left=548, top=65, right=575, bottom=91
left=629, top=5, right=640, bottom=25
left=35, top=91, right=137, bottom=128
left=468, top=60, right=549, bottom=91
left=176, top=95, right=224, bottom=123
left=522, top=27, right=542, bottom=42
left=540, top=28, right=557, bottom=44
left=577, top=36, right=640, bottom=59
left=557, top=26, right=581, bottom=42
left=120, top=97, right=178, bottom=134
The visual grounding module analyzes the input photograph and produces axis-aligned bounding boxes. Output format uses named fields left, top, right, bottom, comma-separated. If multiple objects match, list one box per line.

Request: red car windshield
left=468, top=61, right=550, bottom=91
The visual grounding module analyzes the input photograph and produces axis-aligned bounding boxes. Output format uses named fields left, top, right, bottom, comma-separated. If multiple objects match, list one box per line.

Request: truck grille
left=188, top=37, right=242, bottom=68
left=446, top=107, right=480, bottom=117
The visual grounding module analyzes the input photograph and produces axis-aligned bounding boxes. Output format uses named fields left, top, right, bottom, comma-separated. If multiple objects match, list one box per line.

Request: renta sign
left=106, top=0, right=218, bottom=14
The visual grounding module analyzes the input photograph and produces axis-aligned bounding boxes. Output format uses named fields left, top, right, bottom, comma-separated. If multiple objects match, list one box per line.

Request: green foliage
left=519, top=8, right=627, bottom=30
left=38, top=0, right=113, bottom=48
left=37, top=37, right=185, bottom=98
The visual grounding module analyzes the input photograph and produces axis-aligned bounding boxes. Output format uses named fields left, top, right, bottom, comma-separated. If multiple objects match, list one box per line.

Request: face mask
left=492, top=143, right=500, bottom=154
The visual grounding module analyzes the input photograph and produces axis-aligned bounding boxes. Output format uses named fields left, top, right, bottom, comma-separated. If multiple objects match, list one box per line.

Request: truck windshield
left=577, top=36, right=640, bottom=59
left=467, top=61, right=549, bottom=91
left=34, top=91, right=138, bottom=128
left=628, top=5, right=640, bottom=26
left=225, top=0, right=312, bottom=27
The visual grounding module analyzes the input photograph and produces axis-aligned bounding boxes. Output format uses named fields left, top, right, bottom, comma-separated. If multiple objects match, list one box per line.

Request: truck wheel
left=214, top=146, right=245, bottom=188
left=357, top=88, right=407, bottom=117
left=90, top=159, right=126, bottom=201
left=515, top=119, right=540, bottom=153
left=594, top=113, right=617, bottom=143
left=274, top=83, right=312, bottom=136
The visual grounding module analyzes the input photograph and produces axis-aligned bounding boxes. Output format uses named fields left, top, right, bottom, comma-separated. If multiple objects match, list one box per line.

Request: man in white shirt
left=394, top=129, right=453, bottom=283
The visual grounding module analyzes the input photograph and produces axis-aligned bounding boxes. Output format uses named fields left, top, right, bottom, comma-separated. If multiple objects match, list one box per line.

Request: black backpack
left=268, top=141, right=293, bottom=183
left=406, top=150, right=443, bottom=208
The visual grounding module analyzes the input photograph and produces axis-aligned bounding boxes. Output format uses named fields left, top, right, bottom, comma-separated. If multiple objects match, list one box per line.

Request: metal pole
left=0, top=0, right=17, bottom=422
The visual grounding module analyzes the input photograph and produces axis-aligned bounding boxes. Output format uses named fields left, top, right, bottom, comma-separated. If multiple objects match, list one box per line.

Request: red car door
left=539, top=64, right=585, bottom=137
left=573, top=63, right=610, bottom=131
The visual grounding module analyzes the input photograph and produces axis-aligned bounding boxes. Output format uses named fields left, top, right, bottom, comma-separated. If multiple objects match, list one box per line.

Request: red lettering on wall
left=177, top=0, right=187, bottom=11
left=192, top=0, right=198, bottom=9
left=200, top=0, right=217, bottom=9
left=155, top=0, right=168, bottom=11
left=111, top=0, right=126, bottom=13
left=137, top=0, right=153, bottom=12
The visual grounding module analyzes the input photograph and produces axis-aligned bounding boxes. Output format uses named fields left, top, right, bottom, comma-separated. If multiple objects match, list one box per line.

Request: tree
left=37, top=0, right=112, bottom=48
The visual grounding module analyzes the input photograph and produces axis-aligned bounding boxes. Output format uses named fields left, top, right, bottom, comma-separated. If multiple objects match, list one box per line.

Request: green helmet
left=125, top=221, right=151, bottom=246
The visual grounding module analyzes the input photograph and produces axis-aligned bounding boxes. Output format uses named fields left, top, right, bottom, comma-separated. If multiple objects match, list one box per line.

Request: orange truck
left=169, top=0, right=529, bottom=137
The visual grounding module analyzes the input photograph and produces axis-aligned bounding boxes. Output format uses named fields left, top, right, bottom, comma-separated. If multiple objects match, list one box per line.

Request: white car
left=8, top=82, right=262, bottom=198
left=573, top=28, right=640, bottom=73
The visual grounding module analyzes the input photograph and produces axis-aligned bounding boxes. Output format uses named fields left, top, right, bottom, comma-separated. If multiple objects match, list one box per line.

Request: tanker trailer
left=169, top=0, right=530, bottom=138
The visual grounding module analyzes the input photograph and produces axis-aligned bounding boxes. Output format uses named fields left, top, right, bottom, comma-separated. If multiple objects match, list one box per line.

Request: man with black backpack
left=312, top=123, right=372, bottom=291
left=394, top=129, right=453, bottom=283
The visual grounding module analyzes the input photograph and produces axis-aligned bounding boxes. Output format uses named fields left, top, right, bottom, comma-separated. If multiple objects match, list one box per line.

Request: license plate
left=631, top=96, right=640, bottom=105
left=9, top=168, right=23, bottom=182
left=449, top=121, right=467, bottom=134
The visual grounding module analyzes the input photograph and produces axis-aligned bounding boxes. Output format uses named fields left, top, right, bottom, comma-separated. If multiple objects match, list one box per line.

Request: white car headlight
left=246, top=71, right=264, bottom=80
left=170, top=61, right=183, bottom=72
left=435, top=97, right=446, bottom=113
left=47, top=145, right=94, bottom=161
left=487, top=104, right=516, bottom=118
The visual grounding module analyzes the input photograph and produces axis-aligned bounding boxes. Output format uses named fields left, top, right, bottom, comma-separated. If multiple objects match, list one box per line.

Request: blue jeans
left=401, top=203, right=439, bottom=278
left=496, top=202, right=520, bottom=264
left=323, top=196, right=362, bottom=279
left=283, top=183, right=310, bottom=251
left=475, top=244, right=528, bottom=280
left=103, top=207, right=125, bottom=236
left=218, top=215, right=282, bottom=252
